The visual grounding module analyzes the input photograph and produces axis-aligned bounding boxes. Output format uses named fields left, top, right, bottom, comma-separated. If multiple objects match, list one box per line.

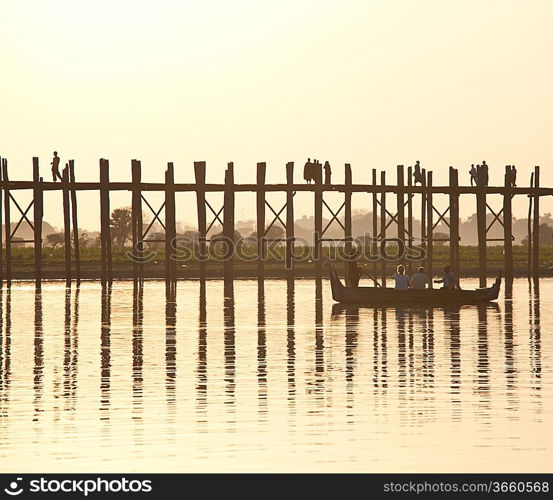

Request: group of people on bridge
left=304, top=158, right=332, bottom=185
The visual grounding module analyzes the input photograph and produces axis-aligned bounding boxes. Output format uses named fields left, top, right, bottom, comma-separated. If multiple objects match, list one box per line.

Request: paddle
left=359, top=267, right=382, bottom=287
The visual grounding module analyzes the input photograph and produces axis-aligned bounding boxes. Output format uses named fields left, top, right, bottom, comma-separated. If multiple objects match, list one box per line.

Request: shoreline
left=3, top=264, right=551, bottom=282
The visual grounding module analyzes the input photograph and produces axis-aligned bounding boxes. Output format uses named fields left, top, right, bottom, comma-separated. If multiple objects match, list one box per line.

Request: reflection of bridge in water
left=0, top=277, right=543, bottom=435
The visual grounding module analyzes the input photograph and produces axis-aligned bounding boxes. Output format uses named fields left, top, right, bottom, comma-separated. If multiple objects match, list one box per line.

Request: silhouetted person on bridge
left=509, top=165, right=517, bottom=187
left=479, top=160, right=489, bottom=187
left=413, top=161, right=424, bottom=185
left=324, top=161, right=332, bottom=185
left=313, top=159, right=322, bottom=184
left=51, top=151, right=62, bottom=182
left=304, top=158, right=313, bottom=184
left=469, top=164, right=477, bottom=186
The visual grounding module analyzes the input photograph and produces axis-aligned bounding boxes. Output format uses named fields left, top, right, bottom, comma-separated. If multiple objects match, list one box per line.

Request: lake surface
left=0, top=277, right=551, bottom=472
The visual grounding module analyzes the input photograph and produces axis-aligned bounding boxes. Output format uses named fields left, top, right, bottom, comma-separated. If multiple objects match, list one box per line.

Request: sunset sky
left=2, top=0, right=553, bottom=229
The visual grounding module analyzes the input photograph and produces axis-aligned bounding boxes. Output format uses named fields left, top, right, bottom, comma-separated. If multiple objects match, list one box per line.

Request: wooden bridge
left=0, top=156, right=543, bottom=286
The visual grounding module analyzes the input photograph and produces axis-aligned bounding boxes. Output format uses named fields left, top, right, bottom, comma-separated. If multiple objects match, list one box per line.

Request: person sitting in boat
left=434, top=265, right=461, bottom=290
left=392, top=265, right=410, bottom=290
left=410, top=266, right=429, bottom=290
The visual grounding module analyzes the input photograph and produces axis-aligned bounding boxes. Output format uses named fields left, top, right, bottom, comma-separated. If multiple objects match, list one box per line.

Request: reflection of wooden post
left=194, top=161, right=207, bottom=277
left=380, top=170, right=386, bottom=287
left=421, top=168, right=426, bottom=257
left=165, top=162, right=176, bottom=283
left=426, top=172, right=433, bottom=287
left=256, top=162, right=266, bottom=274
left=532, top=166, right=540, bottom=279
left=344, top=163, right=353, bottom=284
left=407, top=166, right=413, bottom=275
left=69, top=160, right=80, bottom=281
left=62, top=166, right=71, bottom=282
left=503, top=166, right=513, bottom=281
left=372, top=169, right=378, bottom=281
left=285, top=162, right=294, bottom=271
left=449, top=167, right=460, bottom=278
left=131, top=159, right=143, bottom=280
left=476, top=178, right=487, bottom=287
left=223, top=163, right=235, bottom=278
left=527, top=172, right=534, bottom=277
left=99, top=159, right=112, bottom=282
left=3, top=159, right=11, bottom=283
left=33, top=157, right=43, bottom=285
left=313, top=164, right=323, bottom=262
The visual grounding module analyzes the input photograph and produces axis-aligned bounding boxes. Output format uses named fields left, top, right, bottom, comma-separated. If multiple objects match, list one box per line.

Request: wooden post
left=256, top=162, right=266, bottom=273
left=527, top=172, right=534, bottom=276
left=285, top=162, right=294, bottom=271
left=344, top=163, right=352, bottom=252
left=406, top=166, right=413, bottom=275
left=313, top=163, right=323, bottom=262
left=99, top=159, right=112, bottom=282
left=449, top=167, right=460, bottom=278
left=62, top=165, right=71, bottom=282
left=476, top=176, right=487, bottom=287
left=33, top=158, right=43, bottom=285
left=372, top=169, right=378, bottom=280
left=503, top=166, right=513, bottom=281
left=3, top=159, right=11, bottom=284
left=532, top=166, right=540, bottom=279
left=165, top=162, right=176, bottom=284
left=69, top=160, right=80, bottom=281
left=380, top=170, right=386, bottom=287
left=396, top=165, right=405, bottom=248
left=426, top=171, right=433, bottom=287
left=131, top=159, right=143, bottom=280
left=223, top=162, right=235, bottom=277
left=194, top=161, right=207, bottom=277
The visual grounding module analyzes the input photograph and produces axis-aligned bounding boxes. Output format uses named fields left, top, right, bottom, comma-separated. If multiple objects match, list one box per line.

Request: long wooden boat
left=329, top=265, right=501, bottom=305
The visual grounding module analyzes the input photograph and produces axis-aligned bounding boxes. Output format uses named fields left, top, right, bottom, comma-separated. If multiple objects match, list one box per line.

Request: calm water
left=0, top=277, right=550, bottom=472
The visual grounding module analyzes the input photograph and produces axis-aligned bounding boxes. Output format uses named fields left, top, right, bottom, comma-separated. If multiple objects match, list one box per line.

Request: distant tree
left=211, top=229, right=242, bottom=243
left=521, top=223, right=553, bottom=246
left=249, top=225, right=285, bottom=239
left=46, top=232, right=64, bottom=247
left=71, top=230, right=90, bottom=248
left=110, top=207, right=132, bottom=247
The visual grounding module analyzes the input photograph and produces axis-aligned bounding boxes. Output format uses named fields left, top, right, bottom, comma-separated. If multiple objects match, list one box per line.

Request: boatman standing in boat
left=346, top=259, right=361, bottom=288
left=434, top=265, right=461, bottom=290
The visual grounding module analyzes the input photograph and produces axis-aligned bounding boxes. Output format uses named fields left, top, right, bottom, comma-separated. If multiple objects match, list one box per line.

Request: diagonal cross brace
left=322, top=199, right=346, bottom=235
left=205, top=200, right=224, bottom=235
left=485, top=202, right=505, bottom=233
left=9, top=194, right=34, bottom=238
left=432, top=205, right=450, bottom=231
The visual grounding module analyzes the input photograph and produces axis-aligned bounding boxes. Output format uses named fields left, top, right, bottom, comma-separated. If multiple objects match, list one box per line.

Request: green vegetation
left=3, top=244, right=553, bottom=279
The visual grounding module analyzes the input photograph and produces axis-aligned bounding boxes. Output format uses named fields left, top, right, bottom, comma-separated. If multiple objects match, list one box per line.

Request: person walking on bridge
left=303, top=158, right=313, bottom=184
left=323, top=161, right=332, bottom=185
left=51, top=151, right=62, bottom=182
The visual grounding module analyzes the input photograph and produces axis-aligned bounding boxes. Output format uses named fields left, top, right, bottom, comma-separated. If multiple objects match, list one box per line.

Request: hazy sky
left=2, top=0, right=553, bottom=230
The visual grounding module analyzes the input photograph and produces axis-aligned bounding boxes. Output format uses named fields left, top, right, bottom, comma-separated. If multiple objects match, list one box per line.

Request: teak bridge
left=0, top=156, right=545, bottom=286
